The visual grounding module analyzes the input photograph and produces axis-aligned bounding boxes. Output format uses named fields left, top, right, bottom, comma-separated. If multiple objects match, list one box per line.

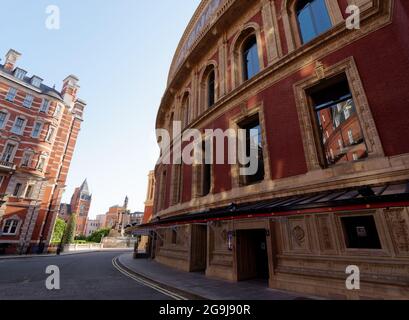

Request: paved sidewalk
left=0, top=248, right=133, bottom=260
left=118, top=253, right=314, bottom=300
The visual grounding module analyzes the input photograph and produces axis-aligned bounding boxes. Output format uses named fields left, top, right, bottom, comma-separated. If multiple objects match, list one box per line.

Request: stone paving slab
left=119, top=253, right=315, bottom=300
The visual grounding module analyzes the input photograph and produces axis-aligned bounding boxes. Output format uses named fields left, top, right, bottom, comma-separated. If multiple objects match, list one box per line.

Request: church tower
left=70, top=179, right=92, bottom=236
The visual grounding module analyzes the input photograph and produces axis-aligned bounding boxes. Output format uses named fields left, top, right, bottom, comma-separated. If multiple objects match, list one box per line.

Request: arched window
left=207, top=69, right=215, bottom=108
left=181, top=94, right=190, bottom=129
left=242, top=35, right=260, bottom=81
left=296, top=0, right=332, bottom=44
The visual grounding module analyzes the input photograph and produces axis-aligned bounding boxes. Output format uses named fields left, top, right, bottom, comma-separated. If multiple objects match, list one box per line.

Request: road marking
left=112, top=257, right=188, bottom=300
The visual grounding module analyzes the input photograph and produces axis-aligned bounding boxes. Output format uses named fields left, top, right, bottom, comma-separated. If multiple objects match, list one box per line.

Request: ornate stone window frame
left=155, top=167, right=168, bottom=214
left=229, top=103, right=271, bottom=189
left=180, top=90, right=192, bottom=130
left=281, top=0, right=344, bottom=52
left=230, top=22, right=265, bottom=89
left=261, top=0, right=283, bottom=64
left=192, top=133, right=215, bottom=199
left=170, top=163, right=184, bottom=206
left=1, top=139, right=19, bottom=163
left=1, top=215, right=22, bottom=236
left=293, top=57, right=384, bottom=172
left=0, top=109, right=11, bottom=130
left=334, top=210, right=390, bottom=257
left=347, top=0, right=374, bottom=11
left=198, top=61, right=219, bottom=116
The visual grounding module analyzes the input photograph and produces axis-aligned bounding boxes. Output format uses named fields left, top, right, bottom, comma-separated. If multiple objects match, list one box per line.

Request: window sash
left=32, top=122, right=42, bottom=138
left=6, top=88, right=17, bottom=101
left=3, top=220, right=19, bottom=234
left=13, top=183, right=22, bottom=197
left=22, top=153, right=32, bottom=167
left=2, top=144, right=16, bottom=162
left=0, top=112, right=7, bottom=127
left=243, top=40, right=260, bottom=81
left=40, top=99, right=50, bottom=113
left=46, top=127, right=55, bottom=142
left=297, top=0, right=332, bottom=44
left=23, top=95, right=34, bottom=108
left=12, top=118, right=25, bottom=134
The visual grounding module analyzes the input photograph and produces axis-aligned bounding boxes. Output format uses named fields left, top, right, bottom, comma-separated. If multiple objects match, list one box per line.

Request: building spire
left=123, top=196, right=129, bottom=210
left=80, top=179, right=90, bottom=195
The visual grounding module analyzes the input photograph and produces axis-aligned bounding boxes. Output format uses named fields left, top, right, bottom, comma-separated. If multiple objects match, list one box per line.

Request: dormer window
left=31, top=76, right=43, bottom=88
left=14, top=68, right=27, bottom=80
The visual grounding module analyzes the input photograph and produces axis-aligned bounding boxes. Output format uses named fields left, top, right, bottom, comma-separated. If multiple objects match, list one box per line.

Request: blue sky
left=0, top=0, right=201, bottom=217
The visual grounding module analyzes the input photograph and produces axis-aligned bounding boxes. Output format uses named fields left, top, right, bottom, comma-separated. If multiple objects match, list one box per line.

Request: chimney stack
left=62, top=75, right=80, bottom=107
left=4, top=49, right=22, bottom=71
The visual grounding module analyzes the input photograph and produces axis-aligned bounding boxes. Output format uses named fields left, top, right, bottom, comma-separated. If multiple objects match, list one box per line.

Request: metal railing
left=0, top=160, right=16, bottom=171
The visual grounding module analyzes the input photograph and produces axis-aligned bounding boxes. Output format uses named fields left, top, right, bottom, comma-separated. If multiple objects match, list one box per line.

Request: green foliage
left=87, top=228, right=111, bottom=243
left=62, top=212, right=77, bottom=245
left=75, top=235, right=87, bottom=241
left=51, top=218, right=66, bottom=244
left=73, top=240, right=88, bottom=244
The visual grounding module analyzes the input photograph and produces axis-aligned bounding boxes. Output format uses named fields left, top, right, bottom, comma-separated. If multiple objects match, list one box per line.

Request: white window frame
left=1, top=218, right=20, bottom=235
left=12, top=183, right=23, bottom=197
left=5, top=87, right=17, bottom=102
left=23, top=94, right=34, bottom=108
left=24, top=184, right=35, bottom=199
left=21, top=150, right=34, bottom=167
left=37, top=156, right=47, bottom=172
left=31, top=77, right=42, bottom=87
left=45, top=126, right=56, bottom=142
left=1, top=142, right=18, bottom=163
left=31, top=121, right=43, bottom=138
left=11, top=117, right=26, bottom=135
left=54, top=105, right=63, bottom=118
left=0, top=111, right=9, bottom=129
left=40, top=99, right=50, bottom=113
left=14, top=68, right=27, bottom=80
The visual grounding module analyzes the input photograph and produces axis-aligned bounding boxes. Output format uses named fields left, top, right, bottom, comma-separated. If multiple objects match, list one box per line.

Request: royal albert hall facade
left=149, top=0, right=409, bottom=299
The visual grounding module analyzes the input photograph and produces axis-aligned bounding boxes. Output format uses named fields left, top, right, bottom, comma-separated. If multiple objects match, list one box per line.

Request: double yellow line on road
left=112, top=257, right=189, bottom=301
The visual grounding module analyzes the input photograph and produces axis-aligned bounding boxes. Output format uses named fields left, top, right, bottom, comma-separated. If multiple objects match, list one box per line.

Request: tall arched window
left=181, top=94, right=189, bottom=129
left=296, top=0, right=332, bottom=44
left=207, top=70, right=215, bottom=108
left=242, top=35, right=260, bottom=81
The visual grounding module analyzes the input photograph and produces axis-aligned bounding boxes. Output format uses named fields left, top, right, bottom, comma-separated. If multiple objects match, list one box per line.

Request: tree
left=62, top=213, right=77, bottom=245
left=87, top=228, right=111, bottom=243
left=51, top=218, right=66, bottom=244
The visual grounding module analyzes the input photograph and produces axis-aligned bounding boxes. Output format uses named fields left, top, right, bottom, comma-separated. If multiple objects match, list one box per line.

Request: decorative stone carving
left=317, top=215, right=334, bottom=252
left=292, top=225, right=306, bottom=246
left=385, top=208, right=409, bottom=256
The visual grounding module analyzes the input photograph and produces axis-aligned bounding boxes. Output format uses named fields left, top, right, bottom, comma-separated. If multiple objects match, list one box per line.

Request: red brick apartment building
left=0, top=49, right=86, bottom=255
left=142, top=0, right=409, bottom=299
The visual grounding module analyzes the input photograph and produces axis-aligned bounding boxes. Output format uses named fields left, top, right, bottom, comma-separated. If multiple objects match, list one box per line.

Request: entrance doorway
left=191, top=224, right=208, bottom=272
left=236, top=229, right=269, bottom=282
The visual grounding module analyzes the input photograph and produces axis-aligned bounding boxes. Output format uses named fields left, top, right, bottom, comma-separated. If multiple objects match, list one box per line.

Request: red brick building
left=70, top=179, right=92, bottom=236
left=0, top=49, right=86, bottom=255
left=147, top=0, right=409, bottom=299
left=142, top=171, right=155, bottom=225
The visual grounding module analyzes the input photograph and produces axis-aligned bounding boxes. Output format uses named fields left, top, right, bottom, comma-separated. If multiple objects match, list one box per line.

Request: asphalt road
left=0, top=251, right=170, bottom=300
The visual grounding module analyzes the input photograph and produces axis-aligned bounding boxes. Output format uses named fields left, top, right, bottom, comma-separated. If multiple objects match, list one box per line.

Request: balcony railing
left=0, top=160, right=16, bottom=172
